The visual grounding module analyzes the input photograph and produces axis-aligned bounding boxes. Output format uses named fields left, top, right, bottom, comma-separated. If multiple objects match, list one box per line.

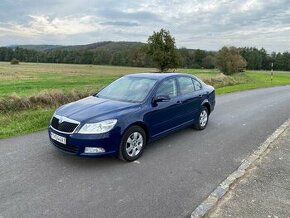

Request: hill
left=8, top=44, right=62, bottom=51
left=9, top=41, right=145, bottom=52
left=60, top=41, right=145, bottom=52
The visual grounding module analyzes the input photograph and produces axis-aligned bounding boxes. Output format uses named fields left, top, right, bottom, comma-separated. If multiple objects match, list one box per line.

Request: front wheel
left=119, top=126, right=146, bottom=161
left=194, top=106, right=209, bottom=130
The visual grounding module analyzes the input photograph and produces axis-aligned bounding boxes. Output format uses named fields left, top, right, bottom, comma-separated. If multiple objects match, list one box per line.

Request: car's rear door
left=176, top=76, right=205, bottom=123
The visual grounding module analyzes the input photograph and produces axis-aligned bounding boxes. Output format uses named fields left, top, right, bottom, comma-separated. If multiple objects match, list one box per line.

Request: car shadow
left=141, top=121, right=217, bottom=158
left=144, top=127, right=197, bottom=150
left=49, top=148, right=123, bottom=168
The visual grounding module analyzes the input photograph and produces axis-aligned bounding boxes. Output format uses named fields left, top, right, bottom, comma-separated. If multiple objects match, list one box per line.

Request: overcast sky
left=1, top=0, right=290, bottom=52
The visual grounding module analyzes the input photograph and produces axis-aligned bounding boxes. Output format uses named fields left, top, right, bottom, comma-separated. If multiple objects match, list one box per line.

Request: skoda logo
left=58, top=118, right=64, bottom=124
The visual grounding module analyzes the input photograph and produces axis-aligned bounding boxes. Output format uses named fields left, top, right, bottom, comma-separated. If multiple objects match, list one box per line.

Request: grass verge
left=0, top=109, right=54, bottom=139
left=215, top=71, right=290, bottom=94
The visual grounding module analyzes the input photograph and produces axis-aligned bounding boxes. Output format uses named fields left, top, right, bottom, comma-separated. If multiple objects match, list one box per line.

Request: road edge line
left=190, top=118, right=290, bottom=218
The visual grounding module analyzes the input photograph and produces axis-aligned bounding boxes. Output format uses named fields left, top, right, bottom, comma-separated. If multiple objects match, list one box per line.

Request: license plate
left=51, top=132, right=66, bottom=144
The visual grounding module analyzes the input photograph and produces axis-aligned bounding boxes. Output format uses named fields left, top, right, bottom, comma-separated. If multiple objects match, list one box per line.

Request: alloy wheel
left=126, top=132, right=144, bottom=157
left=199, top=110, right=208, bottom=127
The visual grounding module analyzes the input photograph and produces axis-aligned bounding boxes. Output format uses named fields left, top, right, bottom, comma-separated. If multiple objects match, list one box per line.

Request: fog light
left=84, top=147, right=105, bottom=154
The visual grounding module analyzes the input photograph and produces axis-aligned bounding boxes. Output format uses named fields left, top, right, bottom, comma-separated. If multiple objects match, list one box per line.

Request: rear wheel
left=119, top=126, right=146, bottom=161
left=194, top=106, right=209, bottom=130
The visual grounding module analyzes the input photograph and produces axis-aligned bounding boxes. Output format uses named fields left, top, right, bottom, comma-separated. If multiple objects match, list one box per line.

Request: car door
left=176, top=76, right=205, bottom=123
left=144, top=78, right=185, bottom=137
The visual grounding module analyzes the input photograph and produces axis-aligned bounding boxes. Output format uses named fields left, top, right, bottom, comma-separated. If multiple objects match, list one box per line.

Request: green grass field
left=0, top=62, right=157, bottom=97
left=1, top=62, right=290, bottom=139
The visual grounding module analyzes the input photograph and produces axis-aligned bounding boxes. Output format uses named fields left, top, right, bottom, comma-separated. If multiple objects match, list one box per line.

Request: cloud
left=0, top=15, right=102, bottom=38
left=0, top=0, right=290, bottom=52
left=101, top=21, right=139, bottom=27
left=96, top=9, right=162, bottom=22
left=29, top=15, right=102, bottom=35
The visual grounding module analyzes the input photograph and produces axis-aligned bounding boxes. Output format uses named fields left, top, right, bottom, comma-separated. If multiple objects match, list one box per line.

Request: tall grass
left=0, top=89, right=93, bottom=112
left=203, top=73, right=251, bottom=88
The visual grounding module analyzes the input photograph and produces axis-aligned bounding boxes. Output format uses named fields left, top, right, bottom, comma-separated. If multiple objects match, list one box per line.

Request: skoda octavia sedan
left=48, top=73, right=215, bottom=161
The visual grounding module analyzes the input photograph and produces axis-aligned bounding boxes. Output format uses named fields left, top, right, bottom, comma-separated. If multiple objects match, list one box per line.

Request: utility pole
left=271, top=62, right=274, bottom=84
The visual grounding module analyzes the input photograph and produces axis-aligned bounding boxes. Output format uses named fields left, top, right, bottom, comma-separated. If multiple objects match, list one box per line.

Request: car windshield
left=96, top=76, right=157, bottom=102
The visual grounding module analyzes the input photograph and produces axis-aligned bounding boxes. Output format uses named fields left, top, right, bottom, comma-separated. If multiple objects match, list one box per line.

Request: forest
left=0, top=41, right=289, bottom=71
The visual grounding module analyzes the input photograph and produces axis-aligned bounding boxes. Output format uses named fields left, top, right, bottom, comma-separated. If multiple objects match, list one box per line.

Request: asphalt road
left=1, top=86, right=290, bottom=218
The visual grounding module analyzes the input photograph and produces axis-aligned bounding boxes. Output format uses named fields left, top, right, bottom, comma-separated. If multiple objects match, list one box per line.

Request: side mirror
left=153, top=95, right=170, bottom=103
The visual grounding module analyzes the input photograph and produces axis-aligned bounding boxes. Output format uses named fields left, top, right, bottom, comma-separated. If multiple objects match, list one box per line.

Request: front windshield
left=97, top=76, right=157, bottom=102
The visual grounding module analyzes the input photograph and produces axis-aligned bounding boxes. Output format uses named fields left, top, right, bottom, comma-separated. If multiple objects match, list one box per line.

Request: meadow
left=1, top=62, right=290, bottom=139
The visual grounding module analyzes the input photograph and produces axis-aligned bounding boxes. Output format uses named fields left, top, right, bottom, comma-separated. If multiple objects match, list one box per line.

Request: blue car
left=48, top=73, right=215, bottom=161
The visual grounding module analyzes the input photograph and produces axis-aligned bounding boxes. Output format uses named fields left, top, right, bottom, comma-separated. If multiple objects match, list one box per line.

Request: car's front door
left=144, top=78, right=185, bottom=137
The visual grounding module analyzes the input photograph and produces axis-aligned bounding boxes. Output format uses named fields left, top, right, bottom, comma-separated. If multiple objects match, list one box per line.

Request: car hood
left=56, top=96, right=140, bottom=122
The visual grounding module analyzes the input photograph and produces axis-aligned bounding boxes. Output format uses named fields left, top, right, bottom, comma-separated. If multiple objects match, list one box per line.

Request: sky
left=0, top=0, right=290, bottom=52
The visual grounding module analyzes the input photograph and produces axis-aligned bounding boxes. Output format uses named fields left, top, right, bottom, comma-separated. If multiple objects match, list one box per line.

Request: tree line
left=0, top=42, right=289, bottom=71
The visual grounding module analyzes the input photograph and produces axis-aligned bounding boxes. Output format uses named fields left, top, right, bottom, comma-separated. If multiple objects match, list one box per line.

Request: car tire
left=194, top=106, right=209, bottom=130
left=119, top=126, right=146, bottom=162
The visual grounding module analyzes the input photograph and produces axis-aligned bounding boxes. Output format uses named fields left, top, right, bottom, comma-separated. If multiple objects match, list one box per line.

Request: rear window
left=192, top=79, right=202, bottom=91
left=177, top=77, right=195, bottom=95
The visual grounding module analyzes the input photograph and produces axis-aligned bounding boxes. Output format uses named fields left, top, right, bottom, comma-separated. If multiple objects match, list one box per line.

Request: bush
left=216, top=46, right=247, bottom=75
left=10, top=58, right=19, bottom=64
left=203, top=73, right=251, bottom=88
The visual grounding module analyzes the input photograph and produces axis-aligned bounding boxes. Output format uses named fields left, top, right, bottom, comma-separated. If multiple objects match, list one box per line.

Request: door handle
left=198, top=94, right=203, bottom=97
left=176, top=100, right=182, bottom=104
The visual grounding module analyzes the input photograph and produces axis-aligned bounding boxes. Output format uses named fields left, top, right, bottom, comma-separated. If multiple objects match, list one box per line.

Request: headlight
left=78, top=119, right=117, bottom=134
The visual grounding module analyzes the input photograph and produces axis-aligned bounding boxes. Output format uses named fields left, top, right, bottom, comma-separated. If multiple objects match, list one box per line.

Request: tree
left=194, top=49, right=207, bottom=67
left=110, top=52, right=127, bottom=65
left=81, top=51, right=94, bottom=64
left=216, top=46, right=247, bottom=75
left=145, top=29, right=181, bottom=72
left=128, top=48, right=146, bottom=67
left=202, top=55, right=216, bottom=69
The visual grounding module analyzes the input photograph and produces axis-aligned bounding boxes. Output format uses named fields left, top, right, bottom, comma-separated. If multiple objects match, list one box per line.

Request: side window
left=156, top=78, right=177, bottom=98
left=178, top=77, right=195, bottom=95
left=192, top=79, right=202, bottom=91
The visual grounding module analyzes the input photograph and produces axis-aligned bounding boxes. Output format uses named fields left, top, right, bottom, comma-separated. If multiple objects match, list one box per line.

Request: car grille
left=51, top=140, right=79, bottom=154
left=51, top=116, right=79, bottom=133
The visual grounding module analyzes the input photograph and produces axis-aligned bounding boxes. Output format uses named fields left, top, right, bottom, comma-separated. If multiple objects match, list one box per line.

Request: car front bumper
left=48, top=126, right=121, bottom=157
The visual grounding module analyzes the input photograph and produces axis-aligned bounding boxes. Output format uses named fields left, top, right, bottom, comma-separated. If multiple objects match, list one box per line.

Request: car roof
left=126, top=72, right=193, bottom=81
